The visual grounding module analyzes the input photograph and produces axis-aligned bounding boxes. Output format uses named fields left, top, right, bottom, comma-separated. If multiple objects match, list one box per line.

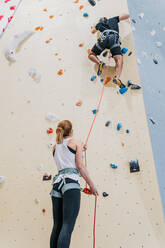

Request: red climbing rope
left=83, top=54, right=111, bottom=248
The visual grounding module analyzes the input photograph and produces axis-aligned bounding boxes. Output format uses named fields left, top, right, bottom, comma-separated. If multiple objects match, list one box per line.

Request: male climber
left=88, top=14, right=130, bottom=88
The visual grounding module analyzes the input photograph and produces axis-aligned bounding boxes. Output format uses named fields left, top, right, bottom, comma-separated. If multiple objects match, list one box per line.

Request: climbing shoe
left=97, top=62, right=105, bottom=76
left=113, top=77, right=126, bottom=89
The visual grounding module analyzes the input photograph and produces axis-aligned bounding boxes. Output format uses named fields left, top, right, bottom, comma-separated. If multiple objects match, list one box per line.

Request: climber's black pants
left=50, top=179, right=81, bottom=248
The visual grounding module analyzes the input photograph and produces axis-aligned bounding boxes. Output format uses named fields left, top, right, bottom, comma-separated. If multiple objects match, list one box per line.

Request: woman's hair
left=56, top=120, right=72, bottom=144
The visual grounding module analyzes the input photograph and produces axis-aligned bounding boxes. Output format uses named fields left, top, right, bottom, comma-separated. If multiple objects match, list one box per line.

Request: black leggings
left=50, top=180, right=81, bottom=248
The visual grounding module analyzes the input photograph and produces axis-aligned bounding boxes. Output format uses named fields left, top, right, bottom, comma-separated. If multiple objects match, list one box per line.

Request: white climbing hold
left=37, top=164, right=44, bottom=171
left=46, top=113, right=60, bottom=122
left=155, top=41, right=162, bottom=47
left=34, top=198, right=40, bottom=204
left=150, top=30, right=156, bottom=36
left=28, top=68, right=41, bottom=83
left=48, top=141, right=55, bottom=148
left=5, top=31, right=35, bottom=62
left=138, top=13, right=144, bottom=19
left=0, top=176, right=5, bottom=184
left=137, top=58, right=141, bottom=65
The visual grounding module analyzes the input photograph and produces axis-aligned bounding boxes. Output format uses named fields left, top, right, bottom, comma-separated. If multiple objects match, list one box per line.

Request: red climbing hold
left=58, top=69, right=63, bottom=75
left=104, top=77, right=111, bottom=85
left=79, top=43, right=84, bottom=47
left=81, top=187, right=92, bottom=195
left=76, top=100, right=82, bottom=106
left=47, top=128, right=53, bottom=134
left=42, top=209, right=46, bottom=213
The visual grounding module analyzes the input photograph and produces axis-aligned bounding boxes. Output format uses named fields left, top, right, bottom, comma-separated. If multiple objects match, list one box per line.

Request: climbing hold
left=104, top=77, right=111, bottom=85
left=0, top=176, right=5, bottom=184
left=153, top=59, right=158, bottom=64
left=83, top=13, right=89, bottom=17
left=138, top=13, right=144, bottom=19
left=47, top=128, right=53, bottom=134
left=127, top=80, right=133, bottom=87
left=102, top=51, right=108, bottom=57
left=149, top=118, right=156, bottom=125
left=129, top=159, right=140, bottom=173
left=131, top=84, right=141, bottom=90
left=150, top=30, right=156, bottom=36
left=81, top=187, right=92, bottom=195
left=58, top=69, right=63, bottom=75
left=46, top=114, right=59, bottom=124
left=102, top=192, right=109, bottom=197
left=34, top=198, right=40, bottom=204
left=155, top=41, right=162, bottom=47
left=121, top=142, right=125, bottom=147
left=49, top=15, right=54, bottom=19
left=35, top=26, right=44, bottom=31
left=46, top=113, right=60, bottom=122
left=76, top=100, right=82, bottom=106
left=105, top=121, right=111, bottom=127
left=5, top=31, right=34, bottom=62
left=42, top=209, right=46, bottom=213
left=79, top=5, right=84, bottom=10
left=74, top=0, right=79, bottom=3
left=54, top=53, right=58, bottom=56
left=88, top=0, right=96, bottom=6
left=126, top=129, right=130, bottom=134
left=131, top=19, right=136, bottom=24
left=100, top=79, right=104, bottom=83
left=128, top=51, right=132, bottom=56
left=121, top=48, right=128, bottom=54
left=79, top=43, right=84, bottom=47
left=28, top=68, right=41, bottom=83
left=137, top=58, right=141, bottom=65
left=92, top=109, right=98, bottom=115
left=91, top=75, right=97, bottom=81
left=87, top=49, right=91, bottom=54
left=119, top=88, right=128, bottom=95
left=43, top=174, right=52, bottom=181
left=117, top=123, right=122, bottom=131
left=43, top=8, right=47, bottom=12
left=110, top=163, right=118, bottom=169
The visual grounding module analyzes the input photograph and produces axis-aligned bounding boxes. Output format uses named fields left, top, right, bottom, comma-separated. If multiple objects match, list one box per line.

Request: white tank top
left=53, top=138, right=80, bottom=183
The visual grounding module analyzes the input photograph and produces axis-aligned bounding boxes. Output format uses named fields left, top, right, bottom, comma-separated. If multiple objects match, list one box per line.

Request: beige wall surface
left=0, top=0, right=165, bottom=247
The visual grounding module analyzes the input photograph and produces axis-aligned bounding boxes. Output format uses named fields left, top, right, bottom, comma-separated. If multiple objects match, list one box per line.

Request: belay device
left=129, top=159, right=140, bottom=173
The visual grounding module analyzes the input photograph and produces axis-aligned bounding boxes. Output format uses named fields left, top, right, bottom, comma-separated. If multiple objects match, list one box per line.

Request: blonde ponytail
left=56, top=127, right=64, bottom=144
left=56, top=120, right=72, bottom=144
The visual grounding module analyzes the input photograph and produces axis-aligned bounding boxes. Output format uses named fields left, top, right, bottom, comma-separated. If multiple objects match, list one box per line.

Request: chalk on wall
left=5, top=31, right=35, bottom=62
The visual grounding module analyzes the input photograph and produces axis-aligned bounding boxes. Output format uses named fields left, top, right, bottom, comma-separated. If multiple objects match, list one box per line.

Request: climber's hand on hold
left=91, top=26, right=97, bottom=34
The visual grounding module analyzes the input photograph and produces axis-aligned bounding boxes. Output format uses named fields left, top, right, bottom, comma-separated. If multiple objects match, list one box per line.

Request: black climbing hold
left=129, top=159, right=140, bottom=173
left=88, top=0, right=96, bottom=6
left=149, top=118, right=156, bottom=125
left=131, top=19, right=136, bottom=24
left=127, top=80, right=133, bottom=87
left=153, top=59, right=158, bottom=64
left=105, top=120, right=111, bottom=127
left=43, top=175, right=52, bottom=181
left=128, top=51, right=132, bottom=56
left=131, top=84, right=141, bottom=90
left=103, top=192, right=109, bottom=197
left=102, top=51, right=108, bottom=57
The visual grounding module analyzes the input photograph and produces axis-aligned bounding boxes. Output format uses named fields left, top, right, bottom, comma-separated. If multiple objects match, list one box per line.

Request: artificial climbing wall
left=0, top=0, right=165, bottom=248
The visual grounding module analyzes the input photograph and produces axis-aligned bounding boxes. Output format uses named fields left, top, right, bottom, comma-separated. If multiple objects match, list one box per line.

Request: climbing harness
left=96, top=29, right=121, bottom=51
left=82, top=53, right=111, bottom=248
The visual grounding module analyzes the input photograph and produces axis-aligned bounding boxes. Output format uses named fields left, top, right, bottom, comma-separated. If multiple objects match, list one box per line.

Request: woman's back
left=54, top=137, right=77, bottom=171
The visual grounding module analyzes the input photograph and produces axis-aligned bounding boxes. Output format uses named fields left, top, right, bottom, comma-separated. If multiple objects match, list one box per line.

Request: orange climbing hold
left=75, top=0, right=79, bottom=3
left=47, top=128, right=53, bottom=134
left=88, top=49, right=91, bottom=54
left=104, top=77, right=111, bottom=85
left=79, top=43, right=84, bottom=47
left=40, top=26, right=44, bottom=31
left=49, top=15, right=54, bottom=19
left=45, top=40, right=50, bottom=44
left=58, top=58, right=62, bottom=61
left=121, top=142, right=125, bottom=147
left=79, top=5, right=84, bottom=10
left=76, top=100, right=82, bottom=106
left=35, top=26, right=40, bottom=31
left=82, top=187, right=92, bottom=195
left=54, top=53, right=58, bottom=56
left=42, top=209, right=46, bottom=213
left=58, top=69, right=63, bottom=75
left=43, top=8, right=47, bottom=12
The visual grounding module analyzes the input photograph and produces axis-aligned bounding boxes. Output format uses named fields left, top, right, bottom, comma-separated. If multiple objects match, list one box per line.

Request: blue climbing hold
left=126, top=129, right=130, bottom=134
left=117, top=123, right=122, bottom=131
left=119, top=87, right=128, bottom=95
left=83, top=13, right=89, bottom=17
left=92, top=109, right=98, bottom=115
left=122, top=48, right=128, bottom=54
left=110, top=163, right=118, bottom=169
left=100, top=78, right=104, bottom=82
left=91, top=75, right=96, bottom=81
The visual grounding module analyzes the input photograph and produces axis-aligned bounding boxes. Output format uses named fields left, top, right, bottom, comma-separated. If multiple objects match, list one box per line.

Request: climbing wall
left=0, top=0, right=165, bottom=248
